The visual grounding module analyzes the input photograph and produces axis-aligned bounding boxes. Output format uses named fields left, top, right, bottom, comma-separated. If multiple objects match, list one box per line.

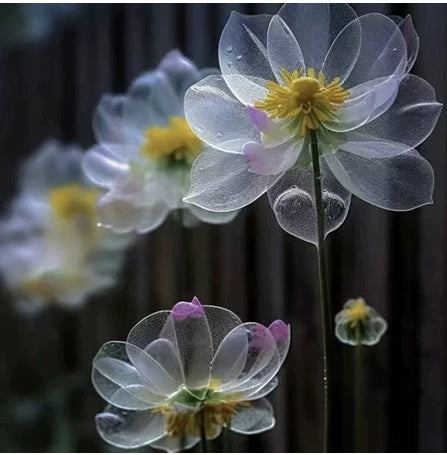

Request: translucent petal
left=219, top=323, right=277, bottom=393
left=268, top=155, right=352, bottom=245
left=230, top=398, right=275, bottom=435
left=188, top=205, right=239, bottom=225
left=96, top=405, right=166, bottom=449
left=219, top=12, right=274, bottom=105
left=356, top=75, right=442, bottom=149
left=93, top=95, right=143, bottom=147
left=184, top=75, right=260, bottom=153
left=324, top=148, right=434, bottom=211
left=337, top=136, right=409, bottom=159
left=345, top=13, right=407, bottom=88
left=211, top=324, right=249, bottom=386
left=150, top=434, right=200, bottom=453
left=278, top=3, right=358, bottom=70
left=184, top=148, right=279, bottom=212
left=392, top=15, right=419, bottom=73
left=321, top=16, right=361, bottom=83
left=127, top=69, right=183, bottom=119
left=122, top=95, right=165, bottom=133
left=324, top=88, right=376, bottom=133
left=123, top=341, right=182, bottom=396
left=267, top=15, right=305, bottom=82
left=243, top=377, right=278, bottom=401
left=82, top=145, right=129, bottom=188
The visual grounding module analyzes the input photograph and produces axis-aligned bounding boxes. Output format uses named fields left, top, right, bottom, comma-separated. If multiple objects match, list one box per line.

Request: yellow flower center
left=255, top=68, right=350, bottom=137
left=140, top=117, right=202, bottom=162
left=345, top=298, right=370, bottom=328
left=49, top=183, right=100, bottom=222
left=153, top=400, right=250, bottom=439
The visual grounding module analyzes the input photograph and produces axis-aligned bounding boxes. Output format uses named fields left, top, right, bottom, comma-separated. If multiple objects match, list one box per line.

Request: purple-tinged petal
left=172, top=301, right=205, bottom=320
left=268, top=320, right=290, bottom=343
left=247, top=106, right=275, bottom=134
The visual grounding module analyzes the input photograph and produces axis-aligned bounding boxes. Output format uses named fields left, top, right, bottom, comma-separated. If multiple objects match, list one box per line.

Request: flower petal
left=244, top=377, right=279, bottom=401
left=185, top=75, right=260, bottom=153
left=356, top=75, right=442, bottom=150
left=230, top=398, right=275, bottom=435
left=96, top=405, right=166, bottom=449
left=344, top=13, right=407, bottom=88
left=324, top=148, right=434, bottom=211
left=268, top=156, right=352, bottom=245
left=184, top=148, right=279, bottom=212
left=82, top=145, right=129, bottom=188
left=278, top=3, right=358, bottom=70
left=392, top=15, right=419, bottom=73
left=150, top=434, right=201, bottom=452
left=267, top=15, right=305, bottom=82
left=219, top=11, right=274, bottom=105
left=188, top=205, right=239, bottom=225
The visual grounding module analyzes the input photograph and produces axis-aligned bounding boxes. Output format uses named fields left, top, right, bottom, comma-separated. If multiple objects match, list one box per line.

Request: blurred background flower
left=82, top=50, right=238, bottom=234
left=0, top=140, right=131, bottom=313
left=92, top=297, right=289, bottom=452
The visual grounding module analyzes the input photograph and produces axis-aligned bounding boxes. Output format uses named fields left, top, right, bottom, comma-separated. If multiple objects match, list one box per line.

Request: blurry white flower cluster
left=0, top=140, right=131, bottom=313
left=82, top=50, right=238, bottom=234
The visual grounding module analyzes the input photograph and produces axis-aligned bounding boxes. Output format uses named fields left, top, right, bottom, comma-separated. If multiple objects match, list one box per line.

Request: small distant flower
left=82, top=50, right=238, bottom=234
left=183, top=4, right=441, bottom=244
left=0, top=140, right=131, bottom=313
left=335, top=298, right=387, bottom=346
left=92, top=297, right=290, bottom=452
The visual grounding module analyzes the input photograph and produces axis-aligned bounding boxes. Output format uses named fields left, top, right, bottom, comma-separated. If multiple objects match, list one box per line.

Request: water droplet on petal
left=216, top=133, right=222, bottom=139
left=322, top=190, right=346, bottom=223
left=227, top=46, right=233, bottom=53
left=236, top=55, right=242, bottom=61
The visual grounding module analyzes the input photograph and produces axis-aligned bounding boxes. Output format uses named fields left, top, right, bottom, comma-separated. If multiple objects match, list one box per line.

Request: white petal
left=392, top=15, right=419, bottom=73
left=278, top=3, right=358, bottom=70
left=325, top=148, right=434, bottom=211
left=230, top=398, right=275, bottom=435
left=184, top=148, right=279, bottom=212
left=268, top=156, right=351, bottom=245
left=243, top=377, right=279, bottom=401
left=345, top=13, right=407, bottom=88
left=337, top=135, right=410, bottom=159
left=185, top=75, right=260, bottom=153
left=356, top=75, right=442, bottom=149
left=188, top=205, right=239, bottom=225
left=219, top=11, right=274, bottom=104
left=150, top=434, right=200, bottom=453
left=96, top=405, right=166, bottom=449
left=267, top=15, right=305, bottom=82
left=82, top=145, right=129, bottom=188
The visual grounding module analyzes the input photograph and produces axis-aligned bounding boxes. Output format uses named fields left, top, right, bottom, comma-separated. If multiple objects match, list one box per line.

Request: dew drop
left=236, top=55, right=242, bottom=61
left=227, top=46, right=233, bottom=53
left=216, top=133, right=222, bottom=139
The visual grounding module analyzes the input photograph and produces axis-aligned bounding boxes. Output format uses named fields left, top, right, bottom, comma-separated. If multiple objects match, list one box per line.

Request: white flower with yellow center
left=183, top=4, right=442, bottom=244
left=82, top=50, right=238, bottom=234
left=0, top=140, right=130, bottom=313
left=335, top=297, right=387, bottom=346
left=92, top=297, right=290, bottom=452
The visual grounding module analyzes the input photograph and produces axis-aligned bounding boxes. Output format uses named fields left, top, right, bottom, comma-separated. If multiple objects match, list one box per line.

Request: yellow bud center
left=345, top=298, right=370, bottom=328
left=255, top=68, right=350, bottom=137
left=140, top=116, right=202, bottom=162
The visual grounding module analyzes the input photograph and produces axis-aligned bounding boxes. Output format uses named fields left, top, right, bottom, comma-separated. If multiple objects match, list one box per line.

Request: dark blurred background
left=0, top=3, right=445, bottom=452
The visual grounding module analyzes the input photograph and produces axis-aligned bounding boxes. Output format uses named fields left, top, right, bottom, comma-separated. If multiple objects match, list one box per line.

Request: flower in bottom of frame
left=335, top=297, right=387, bottom=346
left=92, top=297, right=290, bottom=452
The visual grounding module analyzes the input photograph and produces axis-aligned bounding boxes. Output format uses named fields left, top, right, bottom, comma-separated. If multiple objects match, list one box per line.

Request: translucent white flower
left=335, top=297, right=387, bottom=346
left=92, top=297, right=290, bottom=452
left=183, top=5, right=442, bottom=244
left=82, top=50, right=238, bottom=234
left=0, top=140, right=131, bottom=313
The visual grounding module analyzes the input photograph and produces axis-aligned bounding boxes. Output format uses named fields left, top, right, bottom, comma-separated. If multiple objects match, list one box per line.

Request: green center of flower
left=140, top=116, right=202, bottom=164
left=255, top=68, right=350, bottom=137
left=345, top=298, right=370, bottom=328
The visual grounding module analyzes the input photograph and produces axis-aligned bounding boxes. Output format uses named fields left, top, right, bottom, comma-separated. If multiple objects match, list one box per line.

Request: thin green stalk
left=354, top=325, right=363, bottom=452
left=310, top=130, right=332, bottom=452
left=199, top=407, right=208, bottom=453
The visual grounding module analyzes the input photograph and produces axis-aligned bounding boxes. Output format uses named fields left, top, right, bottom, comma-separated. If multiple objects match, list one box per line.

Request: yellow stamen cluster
left=153, top=400, right=250, bottom=439
left=345, top=298, right=370, bottom=329
left=255, top=68, right=350, bottom=137
left=49, top=184, right=100, bottom=222
left=140, top=117, right=202, bottom=162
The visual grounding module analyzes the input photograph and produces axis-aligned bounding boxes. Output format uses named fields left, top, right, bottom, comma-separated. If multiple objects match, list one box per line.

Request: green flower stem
left=310, top=130, right=332, bottom=452
left=354, top=325, right=363, bottom=451
left=199, top=407, right=208, bottom=453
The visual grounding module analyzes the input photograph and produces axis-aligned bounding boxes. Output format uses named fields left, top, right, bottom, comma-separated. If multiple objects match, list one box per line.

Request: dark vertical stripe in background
left=0, top=3, right=445, bottom=452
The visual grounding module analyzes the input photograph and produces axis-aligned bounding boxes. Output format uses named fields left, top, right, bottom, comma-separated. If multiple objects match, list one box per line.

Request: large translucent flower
left=0, top=140, right=131, bottom=313
left=92, top=297, right=290, bottom=452
left=183, top=4, right=442, bottom=244
left=335, top=297, right=387, bottom=346
left=82, top=50, right=238, bottom=234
